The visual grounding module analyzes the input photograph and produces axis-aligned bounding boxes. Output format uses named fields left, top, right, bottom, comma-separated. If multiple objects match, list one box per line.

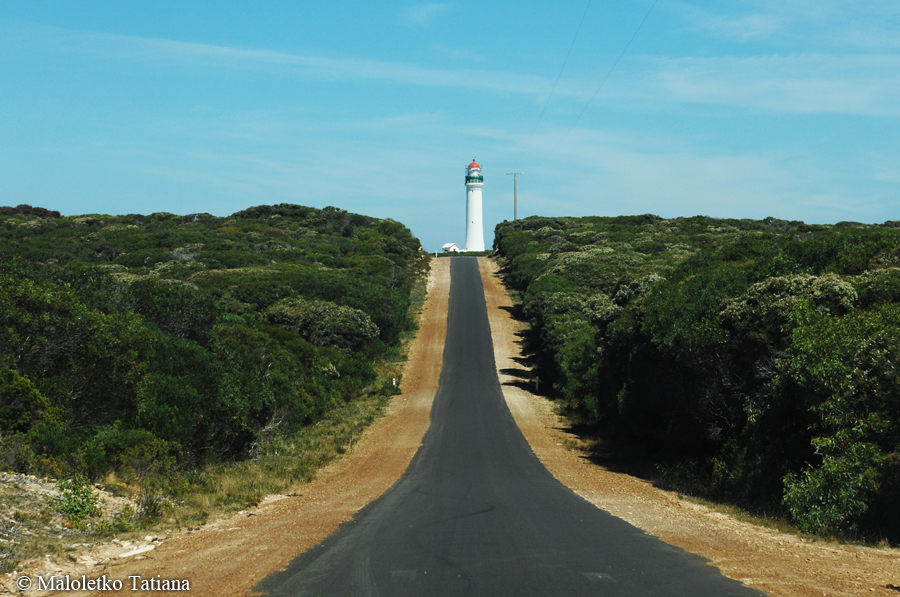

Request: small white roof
left=442, top=242, right=461, bottom=251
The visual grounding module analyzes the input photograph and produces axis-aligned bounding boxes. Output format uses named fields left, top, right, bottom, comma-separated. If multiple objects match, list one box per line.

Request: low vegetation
left=0, top=203, right=427, bottom=569
left=494, top=214, right=900, bottom=544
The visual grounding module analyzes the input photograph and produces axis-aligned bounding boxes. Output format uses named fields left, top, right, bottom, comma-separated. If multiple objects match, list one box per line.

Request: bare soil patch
left=15, top=258, right=450, bottom=597
left=478, top=256, right=900, bottom=597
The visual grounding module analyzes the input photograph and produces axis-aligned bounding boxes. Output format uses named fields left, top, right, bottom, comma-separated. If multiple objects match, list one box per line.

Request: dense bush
left=495, top=215, right=900, bottom=541
left=267, top=298, right=380, bottom=351
left=0, top=203, right=425, bottom=481
left=0, top=368, right=53, bottom=434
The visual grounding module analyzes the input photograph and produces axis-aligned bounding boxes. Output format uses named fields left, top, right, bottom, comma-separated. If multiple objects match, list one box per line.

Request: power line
left=534, top=0, right=657, bottom=168
left=513, top=0, right=593, bottom=171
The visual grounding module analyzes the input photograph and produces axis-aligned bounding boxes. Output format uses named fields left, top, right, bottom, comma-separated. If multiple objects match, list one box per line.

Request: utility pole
left=506, top=172, right=523, bottom=221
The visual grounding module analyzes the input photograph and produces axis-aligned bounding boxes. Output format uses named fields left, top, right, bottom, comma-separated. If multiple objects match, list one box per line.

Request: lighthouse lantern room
left=464, top=159, right=485, bottom=252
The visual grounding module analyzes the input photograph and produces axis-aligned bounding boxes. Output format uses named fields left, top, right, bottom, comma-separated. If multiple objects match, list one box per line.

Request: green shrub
left=58, top=475, right=99, bottom=522
left=0, top=368, right=50, bottom=434
left=495, top=214, right=900, bottom=540
left=0, top=203, right=422, bottom=494
left=783, top=442, right=887, bottom=534
left=266, top=297, right=380, bottom=350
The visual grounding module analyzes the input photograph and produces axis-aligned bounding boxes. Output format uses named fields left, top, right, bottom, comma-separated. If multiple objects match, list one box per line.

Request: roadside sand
left=478, top=256, right=900, bottom=597
left=38, top=258, right=451, bottom=597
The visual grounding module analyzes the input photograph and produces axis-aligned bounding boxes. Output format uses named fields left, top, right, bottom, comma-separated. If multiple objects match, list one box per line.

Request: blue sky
left=2, top=1, right=899, bottom=250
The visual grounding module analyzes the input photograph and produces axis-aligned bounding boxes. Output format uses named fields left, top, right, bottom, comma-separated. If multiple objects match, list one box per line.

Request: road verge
left=478, top=256, right=900, bottom=597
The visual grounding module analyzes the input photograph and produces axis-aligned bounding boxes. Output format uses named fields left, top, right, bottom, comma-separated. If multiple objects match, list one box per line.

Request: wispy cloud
left=644, top=53, right=900, bottom=116
left=870, top=152, right=900, bottom=183
left=431, top=43, right=485, bottom=63
left=400, top=4, right=452, bottom=26
left=506, top=124, right=882, bottom=224
left=637, top=3, right=900, bottom=116
left=10, top=20, right=900, bottom=117
left=3, top=21, right=577, bottom=98
left=674, top=0, right=900, bottom=49
left=678, top=4, right=785, bottom=41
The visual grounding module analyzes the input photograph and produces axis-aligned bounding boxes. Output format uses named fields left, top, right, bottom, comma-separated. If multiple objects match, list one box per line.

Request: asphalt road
left=256, top=257, right=766, bottom=596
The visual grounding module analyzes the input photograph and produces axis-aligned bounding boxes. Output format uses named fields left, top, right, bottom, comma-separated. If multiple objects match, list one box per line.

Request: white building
left=442, top=242, right=461, bottom=252
left=464, top=159, right=485, bottom=252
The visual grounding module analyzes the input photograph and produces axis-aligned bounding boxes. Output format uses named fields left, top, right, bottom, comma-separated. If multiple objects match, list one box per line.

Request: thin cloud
left=870, top=152, right=900, bottom=183
left=400, top=4, right=452, bottom=26
left=674, top=0, right=900, bottom=49
left=432, top=43, right=485, bottom=63
left=524, top=133, right=873, bottom=223
left=3, top=21, right=580, bottom=98
left=648, top=53, right=900, bottom=116
left=678, top=4, right=785, bottom=41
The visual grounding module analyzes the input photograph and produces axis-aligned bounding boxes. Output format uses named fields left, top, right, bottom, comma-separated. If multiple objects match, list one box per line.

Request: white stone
left=118, top=545, right=156, bottom=558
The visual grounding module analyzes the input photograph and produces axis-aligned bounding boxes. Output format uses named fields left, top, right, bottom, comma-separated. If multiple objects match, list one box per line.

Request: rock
left=118, top=545, right=156, bottom=558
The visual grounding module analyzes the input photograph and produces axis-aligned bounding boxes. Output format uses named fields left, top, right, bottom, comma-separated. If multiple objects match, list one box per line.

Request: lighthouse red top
left=468, top=159, right=480, bottom=168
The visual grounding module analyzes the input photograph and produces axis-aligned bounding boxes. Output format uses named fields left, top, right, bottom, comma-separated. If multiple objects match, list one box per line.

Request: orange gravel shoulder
left=478, top=256, right=900, bottom=597
left=47, top=258, right=451, bottom=597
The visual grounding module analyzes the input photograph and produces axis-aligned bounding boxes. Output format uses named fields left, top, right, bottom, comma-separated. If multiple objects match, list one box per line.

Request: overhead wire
left=533, top=0, right=658, bottom=169
left=513, top=0, right=593, bottom=171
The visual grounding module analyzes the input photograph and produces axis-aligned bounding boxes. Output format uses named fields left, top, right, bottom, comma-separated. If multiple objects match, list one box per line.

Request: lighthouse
left=464, top=158, right=485, bottom=252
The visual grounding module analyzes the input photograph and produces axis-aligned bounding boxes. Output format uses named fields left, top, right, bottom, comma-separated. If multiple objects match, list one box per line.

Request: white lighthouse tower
left=464, top=158, right=485, bottom=252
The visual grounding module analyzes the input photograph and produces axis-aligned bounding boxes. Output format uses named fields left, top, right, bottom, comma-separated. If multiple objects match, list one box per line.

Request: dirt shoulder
left=29, top=257, right=451, bottom=597
left=478, top=256, right=900, bottom=597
